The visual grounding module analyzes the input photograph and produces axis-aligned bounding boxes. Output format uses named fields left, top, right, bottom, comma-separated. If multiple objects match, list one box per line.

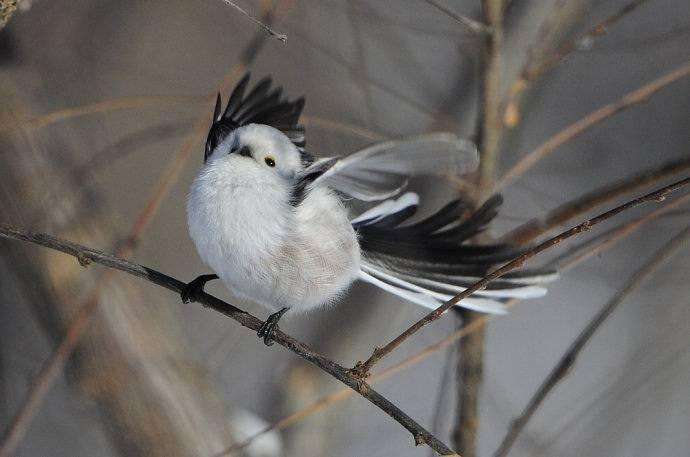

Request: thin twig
left=423, top=0, right=488, bottom=35
left=221, top=190, right=690, bottom=455
left=220, top=0, right=287, bottom=42
left=352, top=177, right=690, bottom=376
left=504, top=155, right=690, bottom=244
left=0, top=96, right=195, bottom=133
left=492, top=225, right=690, bottom=457
left=301, top=115, right=387, bottom=142
left=503, top=0, right=651, bottom=127
left=0, top=286, right=100, bottom=457
left=0, top=97, right=383, bottom=144
left=497, top=60, right=690, bottom=191
left=548, top=192, right=690, bottom=271
left=0, top=224, right=457, bottom=456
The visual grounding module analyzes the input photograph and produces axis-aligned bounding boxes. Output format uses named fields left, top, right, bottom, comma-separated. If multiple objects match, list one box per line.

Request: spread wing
left=204, top=73, right=306, bottom=162
left=302, top=133, right=479, bottom=201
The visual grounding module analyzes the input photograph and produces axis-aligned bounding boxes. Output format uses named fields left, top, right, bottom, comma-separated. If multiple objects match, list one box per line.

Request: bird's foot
left=180, top=274, right=219, bottom=303
left=257, top=307, right=290, bottom=346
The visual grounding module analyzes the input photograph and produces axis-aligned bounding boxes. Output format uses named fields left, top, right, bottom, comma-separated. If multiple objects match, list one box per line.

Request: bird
left=183, top=73, right=555, bottom=345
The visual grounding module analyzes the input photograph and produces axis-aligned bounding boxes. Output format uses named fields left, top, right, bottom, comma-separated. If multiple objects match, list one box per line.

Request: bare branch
left=0, top=225, right=458, bottom=456
left=352, top=177, right=690, bottom=376
left=504, top=155, right=690, bottom=244
left=0, top=95, right=194, bottom=134
left=219, top=0, right=287, bottom=42
left=492, top=225, right=690, bottom=457
left=301, top=115, right=387, bottom=142
left=497, top=61, right=690, bottom=191
left=503, top=0, right=651, bottom=127
left=455, top=1, right=504, bottom=454
left=422, top=0, right=488, bottom=35
left=222, top=190, right=690, bottom=454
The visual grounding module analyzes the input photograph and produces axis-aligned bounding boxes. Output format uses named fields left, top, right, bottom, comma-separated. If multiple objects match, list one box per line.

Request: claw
left=257, top=307, right=290, bottom=346
left=180, top=274, right=219, bottom=303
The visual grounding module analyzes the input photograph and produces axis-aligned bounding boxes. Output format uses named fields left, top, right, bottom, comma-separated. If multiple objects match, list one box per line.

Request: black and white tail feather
left=354, top=193, right=557, bottom=314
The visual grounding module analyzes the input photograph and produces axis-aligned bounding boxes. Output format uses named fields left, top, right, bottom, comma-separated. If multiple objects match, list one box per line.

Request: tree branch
left=503, top=0, right=651, bottom=127
left=422, top=0, right=488, bottom=35
left=496, top=60, right=690, bottom=191
left=504, top=155, right=690, bottom=244
left=0, top=224, right=458, bottom=457
left=219, top=0, right=287, bottom=42
left=222, top=189, right=690, bottom=455
left=0, top=11, right=279, bottom=454
left=455, top=0, right=504, bottom=453
left=352, top=177, right=690, bottom=376
left=492, top=225, right=690, bottom=457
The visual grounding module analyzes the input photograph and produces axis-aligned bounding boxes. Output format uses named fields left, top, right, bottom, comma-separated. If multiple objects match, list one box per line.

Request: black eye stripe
left=238, top=146, right=252, bottom=157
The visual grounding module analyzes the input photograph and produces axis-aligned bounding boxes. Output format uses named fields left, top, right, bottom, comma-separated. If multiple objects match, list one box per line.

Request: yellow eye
left=264, top=157, right=276, bottom=167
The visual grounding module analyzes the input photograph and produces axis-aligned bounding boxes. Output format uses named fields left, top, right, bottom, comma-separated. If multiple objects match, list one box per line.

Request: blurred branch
left=504, top=155, right=690, bottom=244
left=455, top=0, right=504, bottom=453
left=0, top=0, right=17, bottom=31
left=0, top=7, right=278, bottom=452
left=219, top=0, right=287, bottom=42
left=476, top=0, right=504, bottom=197
left=352, top=177, right=690, bottom=376
left=0, top=98, right=383, bottom=144
left=503, top=0, right=650, bottom=127
left=0, top=111, right=209, bottom=457
left=492, top=225, right=690, bottom=457
left=423, top=0, right=488, bottom=35
left=0, top=95, right=195, bottom=133
left=301, top=115, right=386, bottom=142
left=0, top=224, right=457, bottom=457
left=497, top=60, right=690, bottom=191
left=225, top=189, right=690, bottom=454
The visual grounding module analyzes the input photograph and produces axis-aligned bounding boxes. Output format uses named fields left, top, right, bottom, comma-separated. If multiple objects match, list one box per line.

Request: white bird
left=184, top=74, right=555, bottom=345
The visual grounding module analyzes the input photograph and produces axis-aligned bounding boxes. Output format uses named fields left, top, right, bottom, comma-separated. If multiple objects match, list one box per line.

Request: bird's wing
left=205, top=73, right=307, bottom=162
left=305, top=133, right=479, bottom=201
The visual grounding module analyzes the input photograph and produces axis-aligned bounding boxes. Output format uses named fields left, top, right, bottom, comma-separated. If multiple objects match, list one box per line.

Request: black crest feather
left=204, top=73, right=306, bottom=162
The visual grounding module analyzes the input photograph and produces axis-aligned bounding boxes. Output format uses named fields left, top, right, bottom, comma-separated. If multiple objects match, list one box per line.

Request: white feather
left=361, top=264, right=508, bottom=314
left=351, top=192, right=419, bottom=225
left=314, top=133, right=479, bottom=201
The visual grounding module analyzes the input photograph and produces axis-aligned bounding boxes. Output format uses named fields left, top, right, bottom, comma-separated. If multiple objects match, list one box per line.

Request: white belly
left=187, top=168, right=360, bottom=312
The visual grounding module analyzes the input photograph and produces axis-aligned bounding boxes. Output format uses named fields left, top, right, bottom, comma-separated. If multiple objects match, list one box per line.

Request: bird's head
left=205, top=123, right=304, bottom=185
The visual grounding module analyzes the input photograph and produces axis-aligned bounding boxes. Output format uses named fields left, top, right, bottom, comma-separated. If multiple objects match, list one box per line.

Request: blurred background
left=1, top=0, right=689, bottom=456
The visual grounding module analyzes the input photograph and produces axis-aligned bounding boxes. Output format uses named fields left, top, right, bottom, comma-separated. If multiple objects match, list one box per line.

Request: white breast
left=187, top=162, right=360, bottom=312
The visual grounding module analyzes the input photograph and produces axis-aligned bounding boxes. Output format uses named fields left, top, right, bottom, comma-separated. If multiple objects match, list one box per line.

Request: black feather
left=358, top=194, right=554, bottom=284
left=204, top=73, right=306, bottom=162
left=290, top=158, right=337, bottom=207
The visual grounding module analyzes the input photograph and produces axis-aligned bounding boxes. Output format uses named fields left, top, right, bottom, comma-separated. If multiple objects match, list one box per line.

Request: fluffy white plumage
left=185, top=75, right=555, bottom=341
left=188, top=124, right=360, bottom=312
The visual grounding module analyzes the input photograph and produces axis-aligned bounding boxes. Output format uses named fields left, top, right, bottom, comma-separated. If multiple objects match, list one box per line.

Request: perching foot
left=257, top=307, right=290, bottom=346
left=180, top=274, right=219, bottom=303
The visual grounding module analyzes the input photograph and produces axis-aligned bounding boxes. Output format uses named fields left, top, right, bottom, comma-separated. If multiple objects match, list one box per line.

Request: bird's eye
left=264, top=157, right=276, bottom=167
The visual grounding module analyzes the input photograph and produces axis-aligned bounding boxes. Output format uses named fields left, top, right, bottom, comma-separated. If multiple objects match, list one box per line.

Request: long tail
left=353, top=192, right=558, bottom=314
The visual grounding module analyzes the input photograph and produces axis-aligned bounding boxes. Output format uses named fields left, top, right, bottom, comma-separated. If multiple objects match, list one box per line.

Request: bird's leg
left=257, top=307, right=290, bottom=346
left=180, top=274, right=219, bottom=303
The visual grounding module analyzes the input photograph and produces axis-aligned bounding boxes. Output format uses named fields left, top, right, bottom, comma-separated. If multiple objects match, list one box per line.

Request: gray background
left=1, top=0, right=689, bottom=456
